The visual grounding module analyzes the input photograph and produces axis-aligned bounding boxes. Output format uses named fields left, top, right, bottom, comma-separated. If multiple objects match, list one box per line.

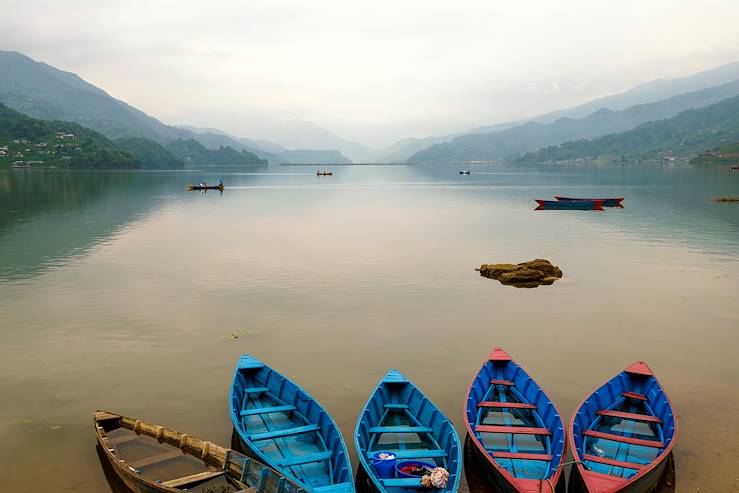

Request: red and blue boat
left=555, top=197, right=624, bottom=207
left=568, top=361, right=678, bottom=493
left=535, top=199, right=604, bottom=211
left=463, top=348, right=567, bottom=492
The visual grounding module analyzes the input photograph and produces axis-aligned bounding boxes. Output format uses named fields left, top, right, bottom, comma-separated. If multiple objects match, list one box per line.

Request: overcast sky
left=2, top=0, right=739, bottom=147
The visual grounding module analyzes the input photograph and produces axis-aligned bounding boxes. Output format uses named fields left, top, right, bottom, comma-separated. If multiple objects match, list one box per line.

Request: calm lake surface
left=0, top=163, right=737, bottom=492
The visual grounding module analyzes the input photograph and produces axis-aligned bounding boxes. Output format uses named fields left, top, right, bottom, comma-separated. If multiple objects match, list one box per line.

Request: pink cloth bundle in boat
left=420, top=467, right=449, bottom=488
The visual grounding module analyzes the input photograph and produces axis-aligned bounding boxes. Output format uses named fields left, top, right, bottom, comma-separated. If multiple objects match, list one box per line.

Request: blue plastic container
left=395, top=460, right=436, bottom=478
left=371, top=452, right=397, bottom=479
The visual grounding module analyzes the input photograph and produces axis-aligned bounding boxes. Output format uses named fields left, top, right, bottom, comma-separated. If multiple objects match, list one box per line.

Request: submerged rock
left=478, top=259, right=563, bottom=288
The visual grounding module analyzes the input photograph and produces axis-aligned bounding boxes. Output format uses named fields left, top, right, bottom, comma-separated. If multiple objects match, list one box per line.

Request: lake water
left=0, top=163, right=737, bottom=492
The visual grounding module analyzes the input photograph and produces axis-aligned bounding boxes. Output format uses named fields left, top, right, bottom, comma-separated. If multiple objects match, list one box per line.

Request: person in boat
left=219, top=179, right=223, bottom=187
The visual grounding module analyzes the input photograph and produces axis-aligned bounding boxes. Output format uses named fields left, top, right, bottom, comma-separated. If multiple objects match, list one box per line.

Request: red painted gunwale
left=463, top=347, right=566, bottom=493
left=568, top=361, right=679, bottom=493
left=554, top=196, right=624, bottom=205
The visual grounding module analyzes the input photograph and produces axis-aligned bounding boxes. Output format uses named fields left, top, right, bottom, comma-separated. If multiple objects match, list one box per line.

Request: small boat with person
left=568, top=361, right=678, bottom=493
left=188, top=179, right=224, bottom=191
left=317, top=171, right=333, bottom=176
left=535, top=199, right=604, bottom=210
left=554, top=196, right=624, bottom=207
left=355, top=369, right=462, bottom=493
left=230, top=355, right=355, bottom=493
left=459, top=170, right=471, bottom=175
left=463, top=347, right=567, bottom=493
left=94, top=410, right=306, bottom=493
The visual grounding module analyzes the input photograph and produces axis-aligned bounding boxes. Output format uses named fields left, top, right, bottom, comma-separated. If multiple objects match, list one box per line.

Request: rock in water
left=478, top=259, right=562, bottom=288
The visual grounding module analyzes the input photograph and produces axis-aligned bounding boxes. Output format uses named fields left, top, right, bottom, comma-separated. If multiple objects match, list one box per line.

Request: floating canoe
left=464, top=348, right=566, bottom=493
left=535, top=199, right=603, bottom=211
left=355, top=369, right=462, bottom=493
left=459, top=171, right=471, bottom=175
left=94, top=410, right=306, bottom=493
left=188, top=184, right=224, bottom=191
left=230, top=355, right=355, bottom=493
left=317, top=172, right=333, bottom=176
left=554, top=197, right=624, bottom=207
left=568, top=362, right=678, bottom=493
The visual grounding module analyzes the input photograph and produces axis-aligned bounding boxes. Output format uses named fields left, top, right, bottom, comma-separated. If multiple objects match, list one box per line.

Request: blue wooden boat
left=463, top=348, right=566, bottom=493
left=94, top=410, right=307, bottom=493
left=230, top=355, right=355, bottom=493
left=568, top=361, right=678, bottom=493
left=555, top=196, right=624, bottom=207
left=535, top=199, right=603, bottom=210
left=354, top=370, right=461, bottom=493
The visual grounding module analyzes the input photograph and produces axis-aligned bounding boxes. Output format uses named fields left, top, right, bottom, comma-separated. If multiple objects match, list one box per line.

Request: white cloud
left=1, top=0, right=738, bottom=147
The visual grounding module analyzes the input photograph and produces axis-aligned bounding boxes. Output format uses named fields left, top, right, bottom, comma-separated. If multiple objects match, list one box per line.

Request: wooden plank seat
left=244, top=387, right=270, bottom=394
left=492, top=452, right=553, bottom=461
left=127, top=449, right=184, bottom=469
left=476, top=425, right=551, bottom=435
left=582, top=454, right=646, bottom=470
left=368, top=426, right=433, bottom=434
left=597, top=410, right=663, bottom=423
left=622, top=391, right=647, bottom=401
left=366, top=449, right=447, bottom=459
left=161, top=470, right=226, bottom=488
left=249, top=424, right=320, bottom=441
left=240, top=405, right=296, bottom=417
left=477, top=401, right=536, bottom=409
left=312, top=481, right=354, bottom=493
left=275, top=451, right=333, bottom=467
left=381, top=478, right=428, bottom=488
left=383, top=403, right=409, bottom=409
left=582, top=430, right=663, bottom=448
left=490, top=379, right=514, bottom=386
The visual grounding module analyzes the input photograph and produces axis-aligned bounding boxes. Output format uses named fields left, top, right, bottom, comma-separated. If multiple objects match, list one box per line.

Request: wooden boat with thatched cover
left=94, top=410, right=307, bottom=493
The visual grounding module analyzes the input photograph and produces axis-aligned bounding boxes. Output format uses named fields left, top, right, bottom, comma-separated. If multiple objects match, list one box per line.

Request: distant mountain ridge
left=519, top=94, right=739, bottom=162
left=0, top=51, right=351, bottom=165
left=407, top=79, right=739, bottom=163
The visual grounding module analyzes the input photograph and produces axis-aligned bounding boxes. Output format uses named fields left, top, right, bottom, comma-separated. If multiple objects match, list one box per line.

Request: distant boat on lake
left=568, top=361, right=678, bottom=493
left=536, top=199, right=604, bottom=210
left=555, top=196, right=624, bottom=207
left=317, top=171, right=333, bottom=176
left=459, top=170, right=471, bottom=175
left=230, top=355, right=355, bottom=493
left=94, top=410, right=306, bottom=493
left=188, top=183, right=224, bottom=191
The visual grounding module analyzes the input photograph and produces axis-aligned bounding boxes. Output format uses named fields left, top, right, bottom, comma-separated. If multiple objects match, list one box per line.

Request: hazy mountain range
left=2, top=49, right=739, bottom=165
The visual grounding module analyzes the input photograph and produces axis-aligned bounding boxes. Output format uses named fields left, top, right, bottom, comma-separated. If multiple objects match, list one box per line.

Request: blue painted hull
left=554, top=197, right=624, bottom=207
left=536, top=199, right=603, bottom=210
left=568, top=362, right=678, bottom=493
left=463, top=348, right=566, bottom=493
left=354, top=370, right=462, bottom=493
left=230, top=355, right=355, bottom=493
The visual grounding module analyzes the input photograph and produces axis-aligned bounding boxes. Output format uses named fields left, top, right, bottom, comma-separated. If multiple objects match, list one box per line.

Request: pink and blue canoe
left=568, top=361, right=678, bottom=493
left=464, top=347, right=566, bottom=492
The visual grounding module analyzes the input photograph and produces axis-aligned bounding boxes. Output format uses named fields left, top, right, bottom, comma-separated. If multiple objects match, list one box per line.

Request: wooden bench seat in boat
left=477, top=401, right=536, bottom=409
left=597, top=410, right=662, bottom=423
left=582, top=454, right=646, bottom=470
left=475, top=425, right=552, bottom=435
left=127, top=449, right=184, bottom=469
left=365, top=449, right=448, bottom=459
left=381, top=478, right=428, bottom=488
left=582, top=430, right=663, bottom=448
left=491, top=452, right=553, bottom=461
left=368, top=426, right=433, bottom=434
left=311, top=481, right=354, bottom=493
left=490, top=379, right=514, bottom=386
left=244, top=387, right=270, bottom=394
left=240, top=405, right=296, bottom=416
left=161, top=470, right=226, bottom=488
left=621, top=391, right=647, bottom=401
left=249, top=424, right=320, bottom=441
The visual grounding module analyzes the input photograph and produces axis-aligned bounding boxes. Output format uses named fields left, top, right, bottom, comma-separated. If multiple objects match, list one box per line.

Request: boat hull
left=536, top=199, right=603, bottom=210
left=463, top=348, right=566, bottom=493
left=354, top=369, right=462, bottom=493
left=188, top=185, right=224, bottom=190
left=568, top=455, right=670, bottom=493
left=230, top=355, right=355, bottom=493
left=568, top=362, right=678, bottom=493
left=554, top=197, right=623, bottom=207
